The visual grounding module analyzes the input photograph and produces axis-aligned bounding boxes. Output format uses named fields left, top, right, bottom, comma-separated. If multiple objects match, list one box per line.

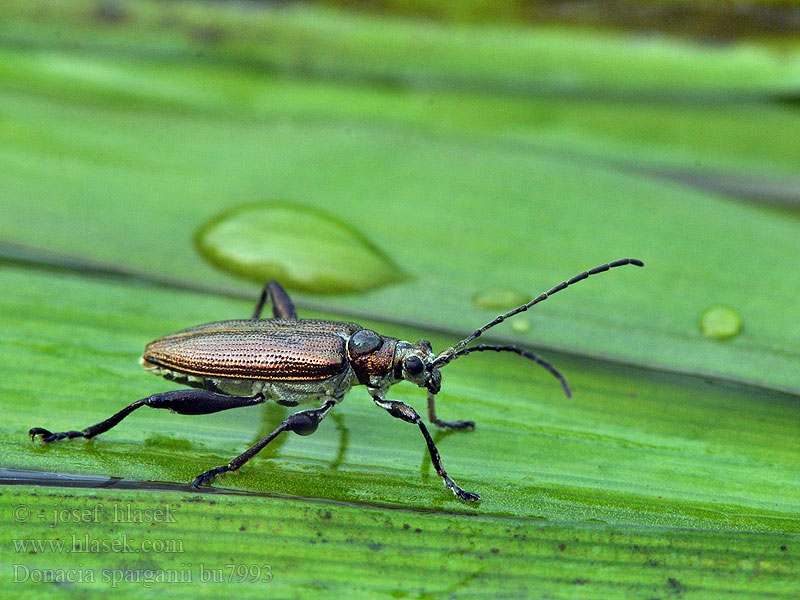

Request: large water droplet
left=472, top=288, right=529, bottom=311
left=700, top=305, right=742, bottom=340
left=196, top=203, right=407, bottom=294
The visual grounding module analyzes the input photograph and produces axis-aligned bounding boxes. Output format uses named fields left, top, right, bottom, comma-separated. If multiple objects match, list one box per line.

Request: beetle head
left=394, top=340, right=441, bottom=394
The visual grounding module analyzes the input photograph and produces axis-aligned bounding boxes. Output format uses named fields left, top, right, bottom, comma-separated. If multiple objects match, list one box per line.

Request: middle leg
left=192, top=400, right=336, bottom=487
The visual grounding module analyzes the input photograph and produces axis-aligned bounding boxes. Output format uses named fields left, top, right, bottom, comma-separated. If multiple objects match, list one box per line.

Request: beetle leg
left=29, top=390, right=266, bottom=443
left=427, top=390, right=475, bottom=430
left=252, top=280, right=298, bottom=319
left=372, top=395, right=480, bottom=503
left=191, top=400, right=336, bottom=488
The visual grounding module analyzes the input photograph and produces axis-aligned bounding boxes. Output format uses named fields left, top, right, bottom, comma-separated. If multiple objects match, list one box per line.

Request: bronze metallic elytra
left=29, top=258, right=644, bottom=502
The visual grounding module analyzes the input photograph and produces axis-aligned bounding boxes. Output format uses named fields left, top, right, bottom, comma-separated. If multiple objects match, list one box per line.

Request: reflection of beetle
left=30, top=259, right=643, bottom=502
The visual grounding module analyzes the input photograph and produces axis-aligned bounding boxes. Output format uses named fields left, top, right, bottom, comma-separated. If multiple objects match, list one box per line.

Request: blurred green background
left=1, top=1, right=799, bottom=597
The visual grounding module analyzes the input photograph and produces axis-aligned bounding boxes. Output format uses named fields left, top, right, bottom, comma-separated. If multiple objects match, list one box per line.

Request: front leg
left=372, top=394, right=479, bottom=502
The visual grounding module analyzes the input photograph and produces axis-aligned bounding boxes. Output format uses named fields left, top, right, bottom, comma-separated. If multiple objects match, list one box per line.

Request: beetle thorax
left=346, top=329, right=398, bottom=388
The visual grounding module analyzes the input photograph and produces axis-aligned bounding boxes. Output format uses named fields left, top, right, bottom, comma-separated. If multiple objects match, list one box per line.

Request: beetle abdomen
left=142, top=321, right=350, bottom=381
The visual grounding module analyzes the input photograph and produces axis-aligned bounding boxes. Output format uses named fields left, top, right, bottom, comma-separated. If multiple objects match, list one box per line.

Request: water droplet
left=472, top=288, right=528, bottom=311
left=510, top=318, right=531, bottom=333
left=196, top=203, right=407, bottom=294
left=700, top=305, right=742, bottom=340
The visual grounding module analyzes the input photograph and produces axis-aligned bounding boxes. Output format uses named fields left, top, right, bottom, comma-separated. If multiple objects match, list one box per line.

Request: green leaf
left=1, top=51, right=800, bottom=393
left=1, top=264, right=797, bottom=526
left=1, top=265, right=799, bottom=594
left=2, top=45, right=799, bottom=177
left=2, top=3, right=799, bottom=597
left=1, top=486, right=797, bottom=598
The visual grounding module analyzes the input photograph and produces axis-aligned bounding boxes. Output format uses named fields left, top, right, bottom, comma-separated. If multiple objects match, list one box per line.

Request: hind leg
left=29, top=390, right=265, bottom=442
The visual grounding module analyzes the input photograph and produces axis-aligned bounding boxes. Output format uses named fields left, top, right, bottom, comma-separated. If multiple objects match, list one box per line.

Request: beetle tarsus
left=29, top=427, right=53, bottom=440
left=444, top=476, right=480, bottom=502
left=29, top=427, right=86, bottom=443
left=191, top=465, right=231, bottom=488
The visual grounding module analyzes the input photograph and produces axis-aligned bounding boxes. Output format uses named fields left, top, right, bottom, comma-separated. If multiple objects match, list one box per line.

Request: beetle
left=30, top=258, right=643, bottom=502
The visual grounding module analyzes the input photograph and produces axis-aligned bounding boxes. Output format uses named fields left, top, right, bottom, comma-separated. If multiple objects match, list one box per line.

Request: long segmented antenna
left=434, top=258, right=644, bottom=367
left=447, top=344, right=572, bottom=398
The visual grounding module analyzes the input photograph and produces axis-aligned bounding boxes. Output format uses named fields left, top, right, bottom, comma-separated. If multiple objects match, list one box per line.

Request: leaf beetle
left=30, top=258, right=643, bottom=501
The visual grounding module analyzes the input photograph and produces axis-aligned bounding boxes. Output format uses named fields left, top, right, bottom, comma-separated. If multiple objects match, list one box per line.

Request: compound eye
left=349, top=329, right=382, bottom=356
left=404, top=355, right=424, bottom=376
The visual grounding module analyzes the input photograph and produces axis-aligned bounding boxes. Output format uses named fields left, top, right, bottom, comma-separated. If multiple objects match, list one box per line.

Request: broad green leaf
left=1, top=265, right=798, bottom=527
left=1, top=53, right=800, bottom=393
left=1, top=486, right=797, bottom=598
left=1, top=47, right=799, bottom=176
left=2, top=4, right=799, bottom=597
left=1, top=265, right=798, bottom=595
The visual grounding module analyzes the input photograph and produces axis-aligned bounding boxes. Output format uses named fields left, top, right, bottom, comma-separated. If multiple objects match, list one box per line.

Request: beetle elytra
left=30, top=258, right=643, bottom=502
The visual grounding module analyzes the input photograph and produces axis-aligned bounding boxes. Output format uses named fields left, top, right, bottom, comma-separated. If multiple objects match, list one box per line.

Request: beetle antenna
left=434, top=258, right=644, bottom=367
left=445, top=344, right=571, bottom=398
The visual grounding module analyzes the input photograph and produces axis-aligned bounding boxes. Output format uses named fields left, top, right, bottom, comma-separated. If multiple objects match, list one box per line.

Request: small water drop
left=700, top=305, right=742, bottom=340
left=510, top=318, right=531, bottom=333
left=472, top=288, right=528, bottom=311
left=196, top=203, right=407, bottom=294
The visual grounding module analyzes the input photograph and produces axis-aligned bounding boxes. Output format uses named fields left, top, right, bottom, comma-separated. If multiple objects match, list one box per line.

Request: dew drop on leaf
left=511, top=318, right=531, bottom=333
left=195, top=203, right=407, bottom=294
left=700, top=305, right=742, bottom=340
left=472, top=288, right=528, bottom=311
